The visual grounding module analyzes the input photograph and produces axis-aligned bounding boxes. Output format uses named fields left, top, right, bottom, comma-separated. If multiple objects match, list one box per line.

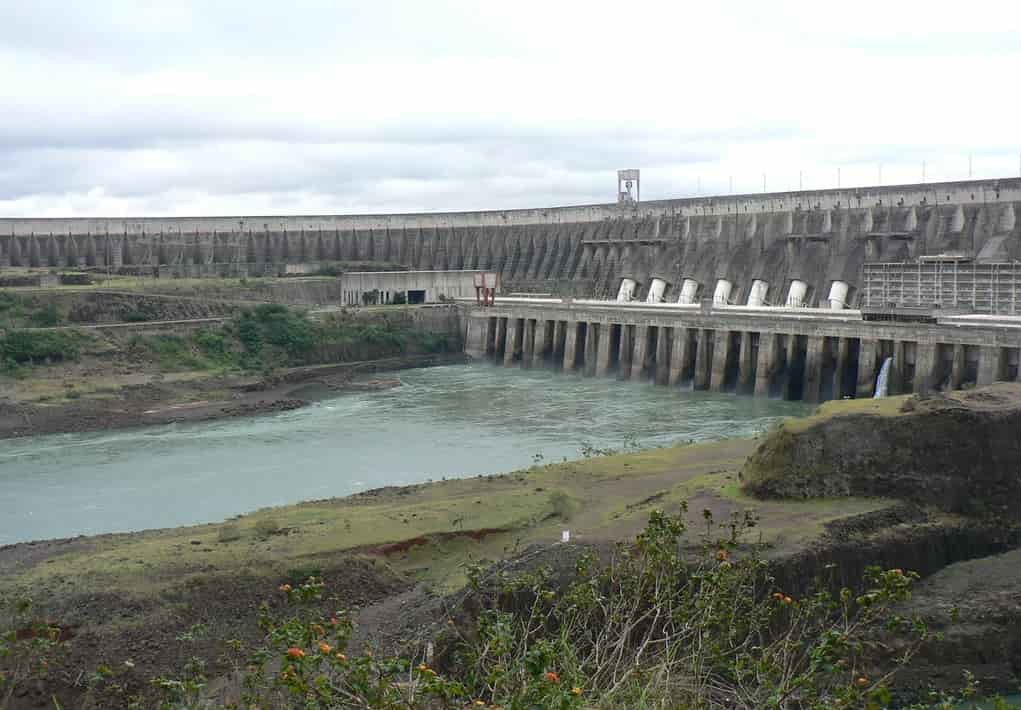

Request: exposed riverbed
left=0, top=363, right=811, bottom=545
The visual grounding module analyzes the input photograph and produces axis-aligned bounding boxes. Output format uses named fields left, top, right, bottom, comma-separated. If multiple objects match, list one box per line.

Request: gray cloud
left=0, top=0, right=1018, bottom=217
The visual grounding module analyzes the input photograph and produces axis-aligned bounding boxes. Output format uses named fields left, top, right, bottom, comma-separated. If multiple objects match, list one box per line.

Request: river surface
left=0, top=363, right=811, bottom=545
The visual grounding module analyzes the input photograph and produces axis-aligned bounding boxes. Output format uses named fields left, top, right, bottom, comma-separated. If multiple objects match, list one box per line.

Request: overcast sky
left=1, top=0, right=1019, bottom=217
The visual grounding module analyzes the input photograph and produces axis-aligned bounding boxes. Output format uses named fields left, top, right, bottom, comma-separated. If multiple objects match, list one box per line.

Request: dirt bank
left=0, top=353, right=467, bottom=439
left=742, top=383, right=1021, bottom=519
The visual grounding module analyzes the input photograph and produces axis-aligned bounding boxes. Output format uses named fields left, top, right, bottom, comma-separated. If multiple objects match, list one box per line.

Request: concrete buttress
left=754, top=332, right=778, bottom=396
left=738, top=331, right=755, bottom=393
left=710, top=329, right=731, bottom=392
left=503, top=318, right=521, bottom=366
left=655, top=327, right=670, bottom=385
left=977, top=346, right=1000, bottom=385
left=668, top=328, right=691, bottom=386
left=521, top=319, right=535, bottom=368
left=563, top=322, right=579, bottom=371
left=693, top=329, right=711, bottom=390
left=803, top=335, right=825, bottom=403
left=631, top=325, right=650, bottom=381
left=595, top=324, right=612, bottom=376
left=913, top=342, right=938, bottom=394
left=857, top=339, right=879, bottom=397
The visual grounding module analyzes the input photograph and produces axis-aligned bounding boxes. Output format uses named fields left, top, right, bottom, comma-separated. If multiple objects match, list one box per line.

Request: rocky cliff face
left=742, top=384, right=1021, bottom=519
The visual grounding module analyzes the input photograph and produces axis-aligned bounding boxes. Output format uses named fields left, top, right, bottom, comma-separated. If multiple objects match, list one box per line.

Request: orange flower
left=571, top=686, right=583, bottom=696
left=286, top=647, right=305, bottom=659
left=783, top=596, right=793, bottom=605
left=772, top=592, right=784, bottom=601
left=279, top=584, right=292, bottom=593
left=856, top=676, right=869, bottom=687
left=544, top=671, right=560, bottom=683
left=716, top=549, right=729, bottom=561
left=318, top=642, right=332, bottom=654
left=335, top=653, right=348, bottom=662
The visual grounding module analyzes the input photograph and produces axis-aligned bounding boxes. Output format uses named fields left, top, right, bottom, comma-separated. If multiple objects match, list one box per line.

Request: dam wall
left=464, top=299, right=1021, bottom=403
left=3, top=178, right=1020, bottom=305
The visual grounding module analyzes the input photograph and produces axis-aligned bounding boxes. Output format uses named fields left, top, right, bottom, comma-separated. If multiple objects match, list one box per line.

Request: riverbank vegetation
left=2, top=507, right=992, bottom=708
left=0, top=303, right=459, bottom=378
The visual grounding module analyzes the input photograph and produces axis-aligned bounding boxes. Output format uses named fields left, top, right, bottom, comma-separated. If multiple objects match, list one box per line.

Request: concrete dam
left=5, top=176, right=1021, bottom=402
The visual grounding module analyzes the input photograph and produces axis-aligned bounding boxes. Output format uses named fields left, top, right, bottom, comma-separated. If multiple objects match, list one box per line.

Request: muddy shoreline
left=0, top=352, right=468, bottom=440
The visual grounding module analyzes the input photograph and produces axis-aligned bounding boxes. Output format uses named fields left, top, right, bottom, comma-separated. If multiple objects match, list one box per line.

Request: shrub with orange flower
left=286, top=647, right=305, bottom=659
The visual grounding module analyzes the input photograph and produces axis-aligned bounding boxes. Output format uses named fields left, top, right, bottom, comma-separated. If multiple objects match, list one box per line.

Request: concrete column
left=913, top=342, right=938, bottom=395
left=595, top=323, right=613, bottom=377
left=533, top=320, right=553, bottom=367
left=655, top=327, right=670, bottom=385
left=977, top=346, right=1000, bottom=386
left=553, top=321, right=566, bottom=361
left=583, top=324, right=598, bottom=376
left=563, top=322, right=579, bottom=371
left=631, top=325, right=650, bottom=381
left=950, top=344, right=965, bottom=389
left=832, top=337, right=850, bottom=399
left=890, top=341, right=906, bottom=395
left=738, top=332, right=755, bottom=393
left=710, top=329, right=731, bottom=392
left=803, top=335, right=825, bottom=403
left=464, top=317, right=488, bottom=359
left=693, top=329, right=711, bottom=390
left=784, top=335, right=802, bottom=401
left=619, top=325, right=633, bottom=379
left=521, top=319, right=535, bottom=368
left=495, top=317, right=508, bottom=360
left=857, top=339, right=879, bottom=398
left=754, top=332, right=778, bottom=396
left=504, top=318, right=521, bottom=366
left=668, top=328, right=692, bottom=386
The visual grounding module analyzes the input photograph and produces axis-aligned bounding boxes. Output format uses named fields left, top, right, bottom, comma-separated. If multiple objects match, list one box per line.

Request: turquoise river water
left=0, top=363, right=812, bottom=546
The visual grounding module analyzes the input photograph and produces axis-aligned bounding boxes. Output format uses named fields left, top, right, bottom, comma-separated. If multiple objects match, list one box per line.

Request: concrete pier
left=655, top=327, right=670, bottom=385
left=563, top=322, right=580, bottom=371
left=709, top=329, right=731, bottom=392
left=471, top=297, right=1021, bottom=404
left=693, top=329, right=711, bottom=390
left=631, top=325, right=650, bottom=381
left=595, top=324, right=612, bottom=377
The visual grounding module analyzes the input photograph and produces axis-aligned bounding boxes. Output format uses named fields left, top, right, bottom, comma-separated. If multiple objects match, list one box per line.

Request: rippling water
left=0, top=363, right=811, bottom=545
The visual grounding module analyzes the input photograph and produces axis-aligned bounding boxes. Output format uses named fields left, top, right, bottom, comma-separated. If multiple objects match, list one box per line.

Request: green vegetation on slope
left=1, top=303, right=460, bottom=376
left=127, top=304, right=459, bottom=372
left=0, top=292, right=63, bottom=328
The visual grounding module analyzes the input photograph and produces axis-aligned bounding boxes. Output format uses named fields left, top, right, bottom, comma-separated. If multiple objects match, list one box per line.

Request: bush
left=148, top=507, right=966, bottom=710
left=28, top=302, right=60, bottom=327
left=548, top=490, right=576, bottom=520
left=218, top=524, right=242, bottom=542
left=0, top=329, right=83, bottom=364
left=254, top=519, right=281, bottom=537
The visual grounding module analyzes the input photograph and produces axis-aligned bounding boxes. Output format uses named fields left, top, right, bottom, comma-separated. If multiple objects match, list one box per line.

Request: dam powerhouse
left=5, top=175, right=1021, bottom=402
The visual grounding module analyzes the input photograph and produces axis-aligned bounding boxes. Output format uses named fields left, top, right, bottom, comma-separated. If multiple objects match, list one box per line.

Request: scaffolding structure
left=862, top=260, right=1021, bottom=315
